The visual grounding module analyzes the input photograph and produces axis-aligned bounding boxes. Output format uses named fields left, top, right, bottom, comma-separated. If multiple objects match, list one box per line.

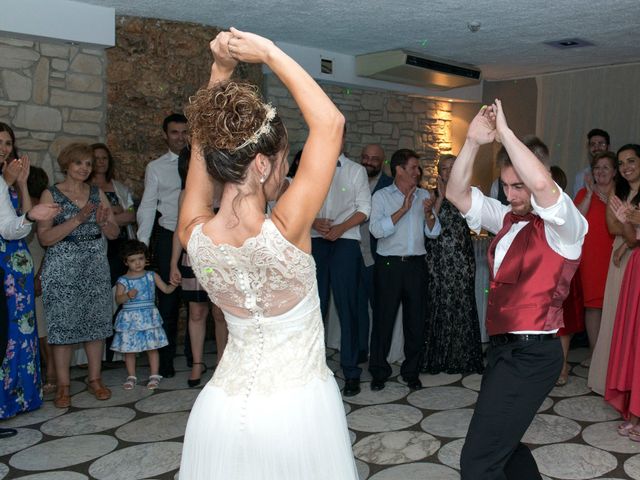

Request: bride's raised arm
left=227, top=28, right=345, bottom=248
left=178, top=33, right=237, bottom=247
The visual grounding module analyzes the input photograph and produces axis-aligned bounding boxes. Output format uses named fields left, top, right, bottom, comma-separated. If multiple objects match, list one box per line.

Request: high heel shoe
left=188, top=362, right=207, bottom=387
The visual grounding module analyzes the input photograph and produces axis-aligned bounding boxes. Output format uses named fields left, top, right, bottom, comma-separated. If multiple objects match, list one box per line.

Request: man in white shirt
left=572, top=128, right=610, bottom=197
left=368, top=149, right=441, bottom=392
left=137, top=113, right=188, bottom=378
left=447, top=101, right=587, bottom=479
left=311, top=139, right=371, bottom=397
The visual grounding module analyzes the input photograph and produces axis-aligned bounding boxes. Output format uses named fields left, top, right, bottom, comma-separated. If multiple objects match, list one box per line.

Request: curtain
left=536, top=63, right=640, bottom=196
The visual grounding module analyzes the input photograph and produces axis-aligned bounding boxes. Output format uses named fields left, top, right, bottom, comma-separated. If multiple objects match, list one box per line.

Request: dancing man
left=446, top=100, right=587, bottom=479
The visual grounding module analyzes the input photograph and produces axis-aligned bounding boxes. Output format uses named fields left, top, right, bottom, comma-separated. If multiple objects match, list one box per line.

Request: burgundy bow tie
left=508, top=211, right=535, bottom=224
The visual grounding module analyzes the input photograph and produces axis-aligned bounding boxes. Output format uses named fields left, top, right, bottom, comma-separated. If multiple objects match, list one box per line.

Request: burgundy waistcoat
left=485, top=212, right=580, bottom=336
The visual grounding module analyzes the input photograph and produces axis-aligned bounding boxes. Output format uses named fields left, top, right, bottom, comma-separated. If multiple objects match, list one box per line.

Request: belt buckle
left=400, top=256, right=408, bottom=262
left=492, top=334, right=510, bottom=346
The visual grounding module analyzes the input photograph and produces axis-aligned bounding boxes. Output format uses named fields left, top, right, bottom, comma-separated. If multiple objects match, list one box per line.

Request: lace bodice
left=187, top=220, right=330, bottom=397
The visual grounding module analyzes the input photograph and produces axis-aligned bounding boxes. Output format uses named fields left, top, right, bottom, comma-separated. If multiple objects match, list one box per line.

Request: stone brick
left=361, top=94, right=383, bottom=111
left=70, top=109, right=103, bottom=123
left=50, top=79, right=66, bottom=88
left=1, top=71, right=31, bottom=101
left=50, top=72, right=65, bottom=79
left=63, top=122, right=101, bottom=136
left=0, top=45, right=40, bottom=68
left=18, top=138, right=49, bottom=150
left=82, top=48, right=104, bottom=56
left=51, top=59, right=69, bottom=71
left=70, top=53, right=103, bottom=75
left=411, top=100, right=430, bottom=113
left=388, top=113, right=406, bottom=122
left=50, top=89, right=102, bottom=109
left=31, top=132, right=57, bottom=141
left=13, top=104, right=62, bottom=132
left=356, top=111, right=370, bottom=121
left=0, top=37, right=34, bottom=48
left=373, top=122, right=393, bottom=135
left=0, top=100, right=18, bottom=107
left=33, top=58, right=50, bottom=105
left=40, top=43, right=70, bottom=58
left=386, top=98, right=403, bottom=112
left=0, top=107, right=10, bottom=117
left=67, top=73, right=103, bottom=93
left=399, top=136, right=414, bottom=149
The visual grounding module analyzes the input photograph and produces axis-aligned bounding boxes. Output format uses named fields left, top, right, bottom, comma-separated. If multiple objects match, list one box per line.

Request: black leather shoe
left=160, top=366, right=175, bottom=379
left=406, top=378, right=423, bottom=391
left=370, top=379, right=386, bottom=391
left=343, top=378, right=361, bottom=397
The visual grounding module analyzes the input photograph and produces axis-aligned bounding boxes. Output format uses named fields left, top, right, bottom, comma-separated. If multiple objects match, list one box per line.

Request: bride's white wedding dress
left=180, top=219, right=358, bottom=479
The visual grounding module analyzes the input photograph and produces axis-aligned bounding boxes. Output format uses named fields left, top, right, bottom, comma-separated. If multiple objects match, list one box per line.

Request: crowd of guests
left=1, top=114, right=639, bottom=447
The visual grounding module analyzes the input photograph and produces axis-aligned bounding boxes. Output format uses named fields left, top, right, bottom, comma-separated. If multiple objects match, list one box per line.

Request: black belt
left=383, top=255, right=425, bottom=263
left=490, top=333, right=556, bottom=346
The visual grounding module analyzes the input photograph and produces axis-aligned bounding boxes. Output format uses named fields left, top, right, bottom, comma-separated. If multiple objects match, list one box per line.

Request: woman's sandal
left=618, top=421, right=635, bottom=436
left=123, top=376, right=137, bottom=390
left=42, top=376, right=57, bottom=395
left=187, top=362, right=208, bottom=388
left=54, top=384, right=71, bottom=408
left=147, top=375, right=162, bottom=390
left=629, top=427, right=640, bottom=442
left=87, top=378, right=112, bottom=400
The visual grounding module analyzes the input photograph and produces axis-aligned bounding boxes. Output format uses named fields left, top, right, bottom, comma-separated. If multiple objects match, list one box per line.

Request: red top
left=574, top=188, right=614, bottom=308
left=486, top=213, right=580, bottom=336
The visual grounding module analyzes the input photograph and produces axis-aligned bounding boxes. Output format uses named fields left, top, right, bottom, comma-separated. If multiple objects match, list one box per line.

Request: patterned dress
left=111, top=271, right=169, bottom=353
left=42, top=185, right=112, bottom=344
left=0, top=187, right=42, bottom=419
left=422, top=198, right=484, bottom=374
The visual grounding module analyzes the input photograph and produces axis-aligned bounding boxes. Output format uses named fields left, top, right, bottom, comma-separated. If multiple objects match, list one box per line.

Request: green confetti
left=484, top=289, right=489, bottom=294
left=205, top=267, right=214, bottom=273
left=421, top=39, right=428, bottom=47
left=345, top=88, right=351, bottom=95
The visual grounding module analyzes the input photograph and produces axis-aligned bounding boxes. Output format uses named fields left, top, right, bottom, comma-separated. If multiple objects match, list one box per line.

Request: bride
left=177, top=29, right=357, bottom=479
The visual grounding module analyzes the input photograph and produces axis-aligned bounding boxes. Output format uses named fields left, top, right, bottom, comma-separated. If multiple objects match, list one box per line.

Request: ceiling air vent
left=544, top=38, right=595, bottom=49
left=356, top=50, right=480, bottom=89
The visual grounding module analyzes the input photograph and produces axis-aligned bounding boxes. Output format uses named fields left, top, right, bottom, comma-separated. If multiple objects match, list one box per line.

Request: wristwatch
left=25, top=210, right=35, bottom=223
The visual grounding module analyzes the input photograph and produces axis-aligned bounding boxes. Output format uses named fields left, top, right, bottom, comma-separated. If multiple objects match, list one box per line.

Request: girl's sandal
left=147, top=375, right=162, bottom=390
left=618, top=421, right=635, bottom=436
left=123, top=376, right=137, bottom=390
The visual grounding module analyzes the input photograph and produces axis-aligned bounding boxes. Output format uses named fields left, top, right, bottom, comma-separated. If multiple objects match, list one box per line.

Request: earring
left=260, top=176, right=266, bottom=184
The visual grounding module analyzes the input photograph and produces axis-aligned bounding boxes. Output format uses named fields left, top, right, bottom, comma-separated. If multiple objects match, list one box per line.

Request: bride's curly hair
left=186, top=81, right=287, bottom=185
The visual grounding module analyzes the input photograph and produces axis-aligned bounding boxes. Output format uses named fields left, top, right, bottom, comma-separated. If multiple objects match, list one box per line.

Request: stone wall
left=265, top=76, right=453, bottom=184
left=107, top=17, right=263, bottom=197
left=0, top=36, right=106, bottom=183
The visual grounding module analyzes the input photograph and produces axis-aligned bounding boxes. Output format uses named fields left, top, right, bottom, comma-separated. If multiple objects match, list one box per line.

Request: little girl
left=112, top=240, right=177, bottom=390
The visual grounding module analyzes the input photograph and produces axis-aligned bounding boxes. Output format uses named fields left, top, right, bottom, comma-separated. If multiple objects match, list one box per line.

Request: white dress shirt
left=0, top=176, right=31, bottom=240
left=311, top=154, right=371, bottom=241
left=136, top=151, right=181, bottom=245
left=369, top=183, right=441, bottom=256
left=463, top=185, right=587, bottom=333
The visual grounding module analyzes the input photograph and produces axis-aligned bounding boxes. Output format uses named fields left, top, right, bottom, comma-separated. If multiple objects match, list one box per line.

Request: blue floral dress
left=111, top=271, right=169, bottom=353
left=0, top=187, right=41, bottom=419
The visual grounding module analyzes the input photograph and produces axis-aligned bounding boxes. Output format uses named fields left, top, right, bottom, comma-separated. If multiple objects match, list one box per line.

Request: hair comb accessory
left=232, top=103, right=277, bottom=152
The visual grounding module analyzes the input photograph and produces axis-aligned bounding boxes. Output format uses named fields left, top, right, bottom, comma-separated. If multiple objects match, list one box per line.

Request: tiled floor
left=1, top=345, right=639, bottom=479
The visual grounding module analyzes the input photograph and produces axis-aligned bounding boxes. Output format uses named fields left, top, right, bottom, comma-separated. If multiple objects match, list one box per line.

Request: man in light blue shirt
left=368, top=149, right=441, bottom=392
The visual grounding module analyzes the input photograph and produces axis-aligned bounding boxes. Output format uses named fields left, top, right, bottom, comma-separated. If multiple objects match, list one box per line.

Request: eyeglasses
left=589, top=141, right=608, bottom=148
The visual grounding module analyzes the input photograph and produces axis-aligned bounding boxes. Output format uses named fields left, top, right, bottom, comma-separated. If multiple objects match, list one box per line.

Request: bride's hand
left=210, top=32, right=237, bottom=71
left=228, top=27, right=276, bottom=64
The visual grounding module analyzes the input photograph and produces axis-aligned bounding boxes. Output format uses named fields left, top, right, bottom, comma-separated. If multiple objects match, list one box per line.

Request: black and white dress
left=42, top=185, right=112, bottom=344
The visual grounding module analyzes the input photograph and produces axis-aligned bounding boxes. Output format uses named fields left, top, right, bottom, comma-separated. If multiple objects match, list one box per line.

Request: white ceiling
left=78, top=0, right=640, bottom=80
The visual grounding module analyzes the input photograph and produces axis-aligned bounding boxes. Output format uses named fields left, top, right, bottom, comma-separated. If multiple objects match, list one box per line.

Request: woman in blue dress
left=0, top=122, right=41, bottom=419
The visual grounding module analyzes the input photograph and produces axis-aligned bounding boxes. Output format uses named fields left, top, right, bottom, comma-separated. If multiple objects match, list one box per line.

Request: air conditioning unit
left=356, top=50, right=481, bottom=89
